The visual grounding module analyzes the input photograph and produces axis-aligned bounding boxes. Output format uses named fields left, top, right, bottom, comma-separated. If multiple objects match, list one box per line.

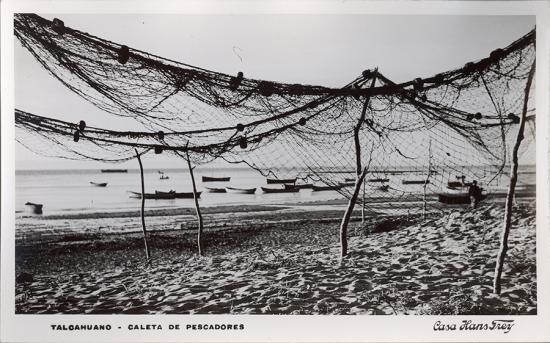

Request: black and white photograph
left=2, top=1, right=550, bottom=342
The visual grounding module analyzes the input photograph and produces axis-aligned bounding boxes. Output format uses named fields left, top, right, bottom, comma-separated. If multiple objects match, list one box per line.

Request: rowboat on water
left=226, top=187, right=256, bottom=194
left=202, top=176, right=231, bottom=182
left=339, top=182, right=355, bottom=187
left=377, top=185, right=390, bottom=192
left=101, top=169, right=127, bottom=173
left=438, top=193, right=486, bottom=205
left=368, top=178, right=389, bottom=183
left=25, top=202, right=43, bottom=214
left=344, top=178, right=356, bottom=182
left=90, top=182, right=108, bottom=187
left=312, top=184, right=343, bottom=191
left=205, top=187, right=227, bottom=193
left=402, top=180, right=429, bottom=185
left=266, top=178, right=297, bottom=184
left=156, top=190, right=201, bottom=199
left=261, top=186, right=299, bottom=193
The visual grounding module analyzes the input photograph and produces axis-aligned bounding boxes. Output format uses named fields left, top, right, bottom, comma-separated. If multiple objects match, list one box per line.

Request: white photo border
left=1, top=1, right=550, bottom=342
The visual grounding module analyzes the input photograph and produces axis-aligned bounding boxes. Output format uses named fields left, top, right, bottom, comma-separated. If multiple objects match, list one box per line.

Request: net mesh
left=14, top=14, right=536, bottom=215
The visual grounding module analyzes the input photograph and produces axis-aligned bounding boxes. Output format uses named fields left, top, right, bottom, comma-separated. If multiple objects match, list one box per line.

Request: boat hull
left=261, top=186, right=299, bottom=193
left=226, top=187, right=256, bottom=194
left=266, top=178, right=297, bottom=184
left=25, top=202, right=43, bottom=214
left=101, top=169, right=127, bottom=173
left=368, top=178, right=389, bottom=183
left=312, top=185, right=343, bottom=191
left=205, top=187, right=227, bottom=193
left=438, top=193, right=486, bottom=204
left=402, top=180, right=429, bottom=185
left=156, top=191, right=201, bottom=199
left=90, top=182, right=108, bottom=187
left=202, top=176, right=231, bottom=182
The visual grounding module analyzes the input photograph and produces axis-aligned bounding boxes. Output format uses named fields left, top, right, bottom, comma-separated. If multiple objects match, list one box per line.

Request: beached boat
left=101, top=169, right=127, bottom=173
left=25, top=202, right=43, bottom=214
left=90, top=182, right=108, bottom=187
left=205, top=187, right=227, bottom=193
left=202, top=176, right=231, bottom=182
left=266, top=178, right=297, bottom=184
left=156, top=190, right=201, bottom=199
left=402, top=180, right=429, bottom=185
left=261, top=186, right=299, bottom=193
left=438, top=193, right=486, bottom=204
left=160, top=175, right=169, bottom=180
left=368, top=178, right=389, bottom=183
left=226, top=187, right=256, bottom=194
left=377, top=185, right=390, bottom=192
left=312, top=184, right=343, bottom=191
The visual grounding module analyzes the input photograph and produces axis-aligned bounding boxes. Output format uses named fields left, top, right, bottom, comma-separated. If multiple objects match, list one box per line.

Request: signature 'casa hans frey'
left=434, top=320, right=515, bottom=334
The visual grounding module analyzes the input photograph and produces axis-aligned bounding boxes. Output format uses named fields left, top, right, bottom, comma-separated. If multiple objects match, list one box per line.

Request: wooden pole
left=185, top=149, right=204, bottom=256
left=339, top=73, right=377, bottom=257
left=340, top=169, right=369, bottom=256
left=135, top=149, right=151, bottom=261
left=423, top=139, right=432, bottom=220
left=361, top=177, right=366, bottom=224
left=493, top=61, right=535, bottom=294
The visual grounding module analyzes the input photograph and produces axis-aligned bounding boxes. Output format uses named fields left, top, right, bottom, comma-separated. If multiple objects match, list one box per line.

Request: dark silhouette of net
left=14, top=14, right=536, bottom=215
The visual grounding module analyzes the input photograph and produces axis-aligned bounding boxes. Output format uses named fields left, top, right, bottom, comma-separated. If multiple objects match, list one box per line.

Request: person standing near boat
left=468, top=180, right=482, bottom=209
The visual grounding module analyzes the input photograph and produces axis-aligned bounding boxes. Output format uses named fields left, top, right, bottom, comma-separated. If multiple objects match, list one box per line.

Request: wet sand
left=15, top=199, right=536, bottom=315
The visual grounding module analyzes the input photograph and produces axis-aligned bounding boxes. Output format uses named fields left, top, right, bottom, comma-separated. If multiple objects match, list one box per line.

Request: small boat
left=226, top=187, right=256, bottom=194
left=447, top=181, right=472, bottom=188
left=90, top=182, right=108, bottom=187
left=101, top=169, right=128, bottom=173
left=312, top=184, right=343, bottom=191
left=377, top=185, right=390, bottom=192
left=368, top=178, right=389, bottom=183
left=339, top=182, right=355, bottom=187
left=155, top=190, right=201, bottom=199
left=205, top=187, right=227, bottom=193
left=402, top=180, right=429, bottom=185
left=344, top=178, right=356, bottom=182
left=202, top=176, right=231, bottom=182
left=438, top=193, right=486, bottom=205
left=129, top=191, right=176, bottom=199
left=160, top=175, right=169, bottom=180
left=261, top=186, right=299, bottom=193
left=24, top=202, right=43, bottom=214
left=266, top=178, right=297, bottom=184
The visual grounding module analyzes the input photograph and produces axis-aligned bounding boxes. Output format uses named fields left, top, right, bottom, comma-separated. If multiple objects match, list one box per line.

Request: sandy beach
left=14, top=195, right=536, bottom=315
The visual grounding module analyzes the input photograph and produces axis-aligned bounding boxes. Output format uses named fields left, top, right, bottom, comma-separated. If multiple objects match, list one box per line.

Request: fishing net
left=14, top=14, right=536, bottom=215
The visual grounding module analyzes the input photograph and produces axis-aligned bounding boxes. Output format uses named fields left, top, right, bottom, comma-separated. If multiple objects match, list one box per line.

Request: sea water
left=15, top=165, right=535, bottom=216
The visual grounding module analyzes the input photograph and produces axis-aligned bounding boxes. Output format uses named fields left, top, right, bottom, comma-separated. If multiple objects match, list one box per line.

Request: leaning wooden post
left=423, top=139, right=432, bottom=220
left=339, top=72, right=377, bottom=257
left=135, top=148, right=151, bottom=261
left=493, top=60, right=535, bottom=294
left=184, top=148, right=204, bottom=256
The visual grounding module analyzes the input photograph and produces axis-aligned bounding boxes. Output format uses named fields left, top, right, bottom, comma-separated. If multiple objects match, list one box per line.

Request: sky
left=14, top=14, right=535, bottom=169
